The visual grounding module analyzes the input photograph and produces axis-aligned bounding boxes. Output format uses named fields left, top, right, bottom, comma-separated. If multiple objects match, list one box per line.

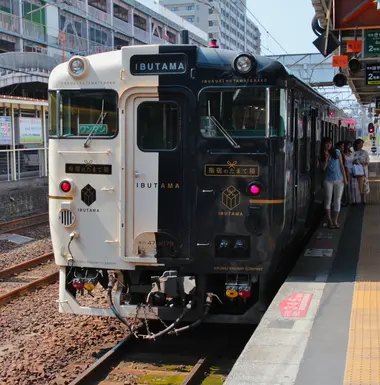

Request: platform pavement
left=224, top=202, right=374, bottom=385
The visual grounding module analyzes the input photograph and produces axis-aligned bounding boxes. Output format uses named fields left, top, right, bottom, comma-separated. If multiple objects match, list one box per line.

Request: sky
left=246, top=0, right=319, bottom=55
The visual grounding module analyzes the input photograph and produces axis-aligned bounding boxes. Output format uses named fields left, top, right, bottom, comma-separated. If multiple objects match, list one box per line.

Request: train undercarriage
left=61, top=266, right=265, bottom=338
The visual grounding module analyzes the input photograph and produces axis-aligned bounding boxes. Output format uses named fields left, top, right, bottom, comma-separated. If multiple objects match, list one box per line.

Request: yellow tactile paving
left=343, top=205, right=380, bottom=385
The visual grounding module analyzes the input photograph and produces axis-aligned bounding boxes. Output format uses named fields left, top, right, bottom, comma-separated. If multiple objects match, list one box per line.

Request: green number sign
left=365, top=30, right=380, bottom=55
left=79, top=124, right=107, bottom=135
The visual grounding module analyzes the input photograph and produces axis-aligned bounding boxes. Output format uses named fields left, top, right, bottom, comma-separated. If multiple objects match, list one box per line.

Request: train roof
left=196, top=46, right=341, bottom=111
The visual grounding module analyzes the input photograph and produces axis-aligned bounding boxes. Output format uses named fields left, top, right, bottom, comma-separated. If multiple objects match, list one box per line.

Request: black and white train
left=48, top=37, right=355, bottom=334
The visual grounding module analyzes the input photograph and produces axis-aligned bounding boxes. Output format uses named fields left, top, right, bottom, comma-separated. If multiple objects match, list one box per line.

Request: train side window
left=48, top=91, right=57, bottom=136
left=293, top=106, right=299, bottom=141
left=137, top=102, right=179, bottom=151
left=270, top=88, right=287, bottom=137
left=299, top=116, right=309, bottom=174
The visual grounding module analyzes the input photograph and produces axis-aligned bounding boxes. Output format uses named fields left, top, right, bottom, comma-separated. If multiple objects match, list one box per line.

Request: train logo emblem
left=222, top=186, right=240, bottom=210
left=81, top=184, right=96, bottom=206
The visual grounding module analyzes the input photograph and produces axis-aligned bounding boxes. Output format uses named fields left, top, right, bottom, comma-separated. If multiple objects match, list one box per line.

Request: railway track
left=0, top=252, right=57, bottom=306
left=68, top=323, right=253, bottom=385
left=0, top=212, right=49, bottom=234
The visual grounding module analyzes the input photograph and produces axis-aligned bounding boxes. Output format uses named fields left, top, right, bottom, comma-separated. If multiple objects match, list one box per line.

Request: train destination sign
left=366, top=64, right=380, bottom=85
left=79, top=124, right=107, bottom=135
left=130, top=53, right=187, bottom=75
left=204, top=161, right=259, bottom=177
left=65, top=163, right=112, bottom=175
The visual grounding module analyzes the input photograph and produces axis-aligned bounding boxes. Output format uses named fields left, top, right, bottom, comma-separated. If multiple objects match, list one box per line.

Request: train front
left=48, top=44, right=289, bottom=333
left=191, top=49, right=290, bottom=323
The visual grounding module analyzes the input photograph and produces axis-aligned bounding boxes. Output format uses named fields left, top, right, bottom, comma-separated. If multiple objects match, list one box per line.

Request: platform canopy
left=311, top=0, right=380, bottom=106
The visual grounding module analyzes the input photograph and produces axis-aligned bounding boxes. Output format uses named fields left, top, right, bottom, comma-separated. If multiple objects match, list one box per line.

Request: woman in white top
left=343, top=140, right=360, bottom=204
left=353, top=138, right=370, bottom=204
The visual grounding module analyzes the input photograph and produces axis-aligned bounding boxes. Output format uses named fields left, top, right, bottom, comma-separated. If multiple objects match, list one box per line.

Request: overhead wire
left=235, top=0, right=326, bottom=87
left=235, top=0, right=360, bottom=113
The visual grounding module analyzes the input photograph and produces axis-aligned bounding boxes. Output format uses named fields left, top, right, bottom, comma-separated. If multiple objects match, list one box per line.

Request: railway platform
left=224, top=163, right=380, bottom=385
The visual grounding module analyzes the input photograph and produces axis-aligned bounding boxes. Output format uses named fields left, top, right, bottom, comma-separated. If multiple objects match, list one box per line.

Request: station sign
left=130, top=53, right=187, bottom=75
left=365, top=64, right=380, bottom=85
left=347, top=40, right=363, bottom=53
left=365, top=30, right=380, bottom=55
left=332, top=55, right=348, bottom=67
left=0, top=116, right=11, bottom=145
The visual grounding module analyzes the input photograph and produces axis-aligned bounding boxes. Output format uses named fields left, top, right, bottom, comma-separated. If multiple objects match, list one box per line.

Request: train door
left=296, top=115, right=311, bottom=226
left=310, top=109, right=317, bottom=201
left=291, top=101, right=299, bottom=231
left=128, top=95, right=187, bottom=259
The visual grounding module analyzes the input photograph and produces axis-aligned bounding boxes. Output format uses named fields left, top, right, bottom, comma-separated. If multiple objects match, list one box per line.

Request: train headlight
left=68, top=56, right=88, bottom=78
left=233, top=54, right=256, bottom=75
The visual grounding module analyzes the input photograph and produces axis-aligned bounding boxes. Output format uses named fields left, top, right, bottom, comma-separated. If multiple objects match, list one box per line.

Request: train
left=48, top=37, right=355, bottom=338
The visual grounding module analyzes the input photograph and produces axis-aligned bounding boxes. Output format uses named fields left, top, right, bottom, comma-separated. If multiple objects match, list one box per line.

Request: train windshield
left=199, top=87, right=286, bottom=138
left=48, top=90, right=118, bottom=138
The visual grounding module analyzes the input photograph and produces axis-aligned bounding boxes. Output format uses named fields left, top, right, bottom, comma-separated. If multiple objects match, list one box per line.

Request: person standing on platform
left=335, top=141, right=344, bottom=153
left=343, top=140, right=361, bottom=204
left=353, top=138, right=370, bottom=204
left=320, top=137, right=348, bottom=229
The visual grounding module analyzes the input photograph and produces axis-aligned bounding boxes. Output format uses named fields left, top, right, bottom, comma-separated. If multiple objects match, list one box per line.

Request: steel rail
left=0, top=271, right=58, bottom=306
left=0, top=252, right=54, bottom=279
left=69, top=335, right=136, bottom=385
left=181, top=356, right=210, bottom=385
left=0, top=212, right=48, bottom=230
left=0, top=220, right=50, bottom=234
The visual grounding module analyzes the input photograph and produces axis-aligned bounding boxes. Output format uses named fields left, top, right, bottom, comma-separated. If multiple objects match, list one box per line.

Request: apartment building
left=0, top=0, right=207, bottom=97
left=160, top=0, right=261, bottom=54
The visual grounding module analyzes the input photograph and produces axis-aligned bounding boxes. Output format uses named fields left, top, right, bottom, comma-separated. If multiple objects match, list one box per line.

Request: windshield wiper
left=83, top=100, right=108, bottom=148
left=207, top=101, right=240, bottom=149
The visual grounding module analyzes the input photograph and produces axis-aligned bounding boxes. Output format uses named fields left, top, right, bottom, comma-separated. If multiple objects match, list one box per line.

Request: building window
left=23, top=1, right=46, bottom=24
left=134, top=14, right=147, bottom=30
left=0, top=0, right=12, bottom=13
left=209, top=21, right=213, bottom=27
left=89, top=24, right=111, bottom=45
left=209, top=7, right=213, bottom=14
left=170, top=7, right=177, bottom=11
left=209, top=33, right=213, bottom=38
left=187, top=5, right=194, bottom=10
left=186, top=17, right=193, bottom=22
left=137, top=102, right=179, bottom=151
left=113, top=4, right=129, bottom=22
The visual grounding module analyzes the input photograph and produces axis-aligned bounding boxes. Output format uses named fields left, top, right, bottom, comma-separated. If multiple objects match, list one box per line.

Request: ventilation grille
left=59, top=209, right=76, bottom=227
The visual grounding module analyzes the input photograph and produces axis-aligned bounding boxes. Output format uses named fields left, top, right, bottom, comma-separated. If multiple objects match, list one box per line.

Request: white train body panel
left=49, top=46, right=161, bottom=270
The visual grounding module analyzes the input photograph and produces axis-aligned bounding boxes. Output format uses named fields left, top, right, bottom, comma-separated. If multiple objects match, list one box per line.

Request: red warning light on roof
left=209, top=39, right=219, bottom=48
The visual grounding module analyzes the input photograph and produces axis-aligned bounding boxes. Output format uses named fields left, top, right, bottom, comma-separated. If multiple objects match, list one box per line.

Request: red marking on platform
left=280, top=292, right=313, bottom=318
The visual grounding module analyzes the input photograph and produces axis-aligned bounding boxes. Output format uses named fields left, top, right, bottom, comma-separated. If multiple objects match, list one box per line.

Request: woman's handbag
left=352, top=163, right=365, bottom=177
